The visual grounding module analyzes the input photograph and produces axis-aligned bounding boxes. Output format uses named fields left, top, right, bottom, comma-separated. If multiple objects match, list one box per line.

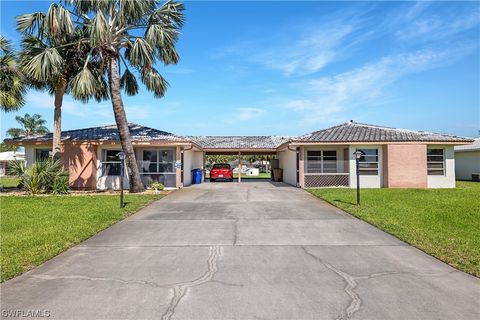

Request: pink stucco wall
left=384, top=144, right=427, bottom=188
left=61, top=143, right=98, bottom=190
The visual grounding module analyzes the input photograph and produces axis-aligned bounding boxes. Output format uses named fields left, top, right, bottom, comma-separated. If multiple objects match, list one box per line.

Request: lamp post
left=117, top=151, right=126, bottom=208
left=353, top=150, right=363, bottom=205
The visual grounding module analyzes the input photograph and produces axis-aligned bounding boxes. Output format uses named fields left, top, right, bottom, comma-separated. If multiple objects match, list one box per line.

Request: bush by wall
left=8, top=159, right=70, bottom=194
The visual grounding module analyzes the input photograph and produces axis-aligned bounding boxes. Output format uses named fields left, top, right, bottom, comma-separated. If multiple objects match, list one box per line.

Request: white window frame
left=427, top=148, right=445, bottom=176
left=356, top=148, right=379, bottom=176
left=140, top=149, right=176, bottom=175
left=306, top=150, right=337, bottom=173
left=100, top=149, right=122, bottom=176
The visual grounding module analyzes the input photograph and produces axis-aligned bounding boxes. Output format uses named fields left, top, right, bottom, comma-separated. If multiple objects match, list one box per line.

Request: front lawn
left=308, top=181, right=480, bottom=277
left=0, top=177, right=20, bottom=189
left=0, top=194, right=163, bottom=282
left=233, top=172, right=271, bottom=179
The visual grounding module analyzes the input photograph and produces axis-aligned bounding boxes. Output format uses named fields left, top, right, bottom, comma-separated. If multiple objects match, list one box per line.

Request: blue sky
left=1, top=1, right=479, bottom=139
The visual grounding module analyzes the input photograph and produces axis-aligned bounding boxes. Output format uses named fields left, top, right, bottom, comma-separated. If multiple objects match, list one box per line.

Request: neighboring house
left=0, top=151, right=25, bottom=177
left=454, top=138, right=480, bottom=181
left=5, top=121, right=473, bottom=189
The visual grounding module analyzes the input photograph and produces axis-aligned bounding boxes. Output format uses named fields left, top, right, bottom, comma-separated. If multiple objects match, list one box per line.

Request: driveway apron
left=1, top=181, right=479, bottom=320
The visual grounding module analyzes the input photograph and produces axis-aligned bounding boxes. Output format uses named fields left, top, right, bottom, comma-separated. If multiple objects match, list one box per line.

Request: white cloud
left=284, top=46, right=474, bottom=124
left=236, top=107, right=266, bottom=121
left=260, top=24, right=356, bottom=76
left=25, top=91, right=154, bottom=123
left=396, top=8, right=480, bottom=41
left=26, top=92, right=90, bottom=118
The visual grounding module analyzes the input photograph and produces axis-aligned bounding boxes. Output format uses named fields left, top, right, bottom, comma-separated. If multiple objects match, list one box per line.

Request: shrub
left=9, top=158, right=70, bottom=194
left=53, top=175, right=70, bottom=195
left=149, top=181, right=164, bottom=192
left=7, top=160, right=26, bottom=187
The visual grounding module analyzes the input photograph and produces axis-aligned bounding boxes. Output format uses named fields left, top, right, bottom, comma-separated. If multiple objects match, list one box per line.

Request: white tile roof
left=190, top=136, right=290, bottom=149
left=6, top=121, right=473, bottom=149
left=454, top=139, right=480, bottom=152
left=296, top=121, right=472, bottom=143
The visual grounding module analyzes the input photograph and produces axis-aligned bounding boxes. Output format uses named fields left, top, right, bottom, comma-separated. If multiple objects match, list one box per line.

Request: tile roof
left=6, top=123, right=187, bottom=143
left=5, top=121, right=472, bottom=148
left=454, top=138, right=480, bottom=151
left=190, top=136, right=290, bottom=149
left=295, top=121, right=473, bottom=143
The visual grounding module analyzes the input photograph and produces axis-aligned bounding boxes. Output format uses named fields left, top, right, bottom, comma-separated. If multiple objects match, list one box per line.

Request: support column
left=202, top=152, right=205, bottom=183
left=299, top=146, right=305, bottom=188
left=238, top=151, right=242, bottom=183
left=175, top=146, right=182, bottom=188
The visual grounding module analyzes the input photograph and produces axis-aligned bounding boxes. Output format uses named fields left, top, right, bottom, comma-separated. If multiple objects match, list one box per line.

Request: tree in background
left=0, top=36, right=27, bottom=112
left=16, top=3, right=108, bottom=159
left=0, top=141, right=19, bottom=152
left=6, top=113, right=49, bottom=138
left=66, top=0, right=185, bottom=192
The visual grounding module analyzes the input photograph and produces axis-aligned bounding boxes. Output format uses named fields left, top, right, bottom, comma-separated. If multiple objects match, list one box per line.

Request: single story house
left=454, top=138, right=480, bottom=181
left=6, top=121, right=473, bottom=189
left=0, top=151, right=25, bottom=177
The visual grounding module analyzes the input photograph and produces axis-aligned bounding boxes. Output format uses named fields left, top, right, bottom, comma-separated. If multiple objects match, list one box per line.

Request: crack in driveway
left=233, top=220, right=239, bottom=245
left=301, top=246, right=361, bottom=320
left=161, top=245, right=222, bottom=320
left=301, top=246, right=458, bottom=320
left=28, top=274, right=169, bottom=288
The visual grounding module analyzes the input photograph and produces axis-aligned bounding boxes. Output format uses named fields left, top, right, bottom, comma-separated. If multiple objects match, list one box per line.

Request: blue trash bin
left=192, top=169, right=202, bottom=184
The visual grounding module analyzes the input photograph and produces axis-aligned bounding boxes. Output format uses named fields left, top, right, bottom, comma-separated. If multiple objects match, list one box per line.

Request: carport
left=190, top=136, right=289, bottom=183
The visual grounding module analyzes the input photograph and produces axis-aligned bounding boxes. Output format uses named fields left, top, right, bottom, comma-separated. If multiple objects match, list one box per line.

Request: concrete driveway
left=1, top=181, right=479, bottom=320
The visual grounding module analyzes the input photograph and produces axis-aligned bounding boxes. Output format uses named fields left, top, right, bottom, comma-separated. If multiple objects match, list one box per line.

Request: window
left=141, top=149, right=174, bottom=173
left=35, top=149, right=50, bottom=161
left=322, top=151, right=337, bottom=173
left=139, top=149, right=176, bottom=188
left=357, top=149, right=378, bottom=175
left=212, top=164, right=231, bottom=169
left=427, top=149, right=444, bottom=175
left=307, top=150, right=337, bottom=173
left=307, top=151, right=322, bottom=173
left=101, top=150, right=122, bottom=176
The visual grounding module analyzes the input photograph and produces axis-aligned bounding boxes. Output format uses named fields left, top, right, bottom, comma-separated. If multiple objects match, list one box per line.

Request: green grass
left=0, top=177, right=20, bottom=189
left=233, top=172, right=271, bottom=179
left=308, top=181, right=480, bottom=277
left=0, top=194, right=163, bottom=282
left=206, top=172, right=271, bottom=179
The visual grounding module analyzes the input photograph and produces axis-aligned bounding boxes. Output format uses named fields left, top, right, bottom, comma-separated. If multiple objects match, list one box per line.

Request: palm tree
left=16, top=3, right=108, bottom=159
left=6, top=113, right=49, bottom=138
left=0, top=35, right=27, bottom=112
left=66, top=0, right=185, bottom=192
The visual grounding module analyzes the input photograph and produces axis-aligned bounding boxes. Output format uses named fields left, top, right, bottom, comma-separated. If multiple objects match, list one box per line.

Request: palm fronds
left=120, top=69, right=139, bottom=96
left=7, top=113, right=49, bottom=137
left=0, top=35, right=27, bottom=111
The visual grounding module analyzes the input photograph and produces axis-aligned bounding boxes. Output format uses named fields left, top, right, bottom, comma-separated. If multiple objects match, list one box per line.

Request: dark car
left=210, top=163, right=234, bottom=182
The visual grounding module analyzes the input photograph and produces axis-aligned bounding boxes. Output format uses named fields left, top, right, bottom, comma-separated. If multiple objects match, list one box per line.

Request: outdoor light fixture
left=117, top=151, right=126, bottom=208
left=353, top=150, right=363, bottom=205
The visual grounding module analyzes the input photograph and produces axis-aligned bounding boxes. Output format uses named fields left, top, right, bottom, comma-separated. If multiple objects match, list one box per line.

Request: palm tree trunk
left=52, top=78, right=67, bottom=160
left=107, top=57, right=145, bottom=193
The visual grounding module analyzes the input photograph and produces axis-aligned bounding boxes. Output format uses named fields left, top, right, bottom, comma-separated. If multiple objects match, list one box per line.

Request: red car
left=210, top=163, right=234, bottom=182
